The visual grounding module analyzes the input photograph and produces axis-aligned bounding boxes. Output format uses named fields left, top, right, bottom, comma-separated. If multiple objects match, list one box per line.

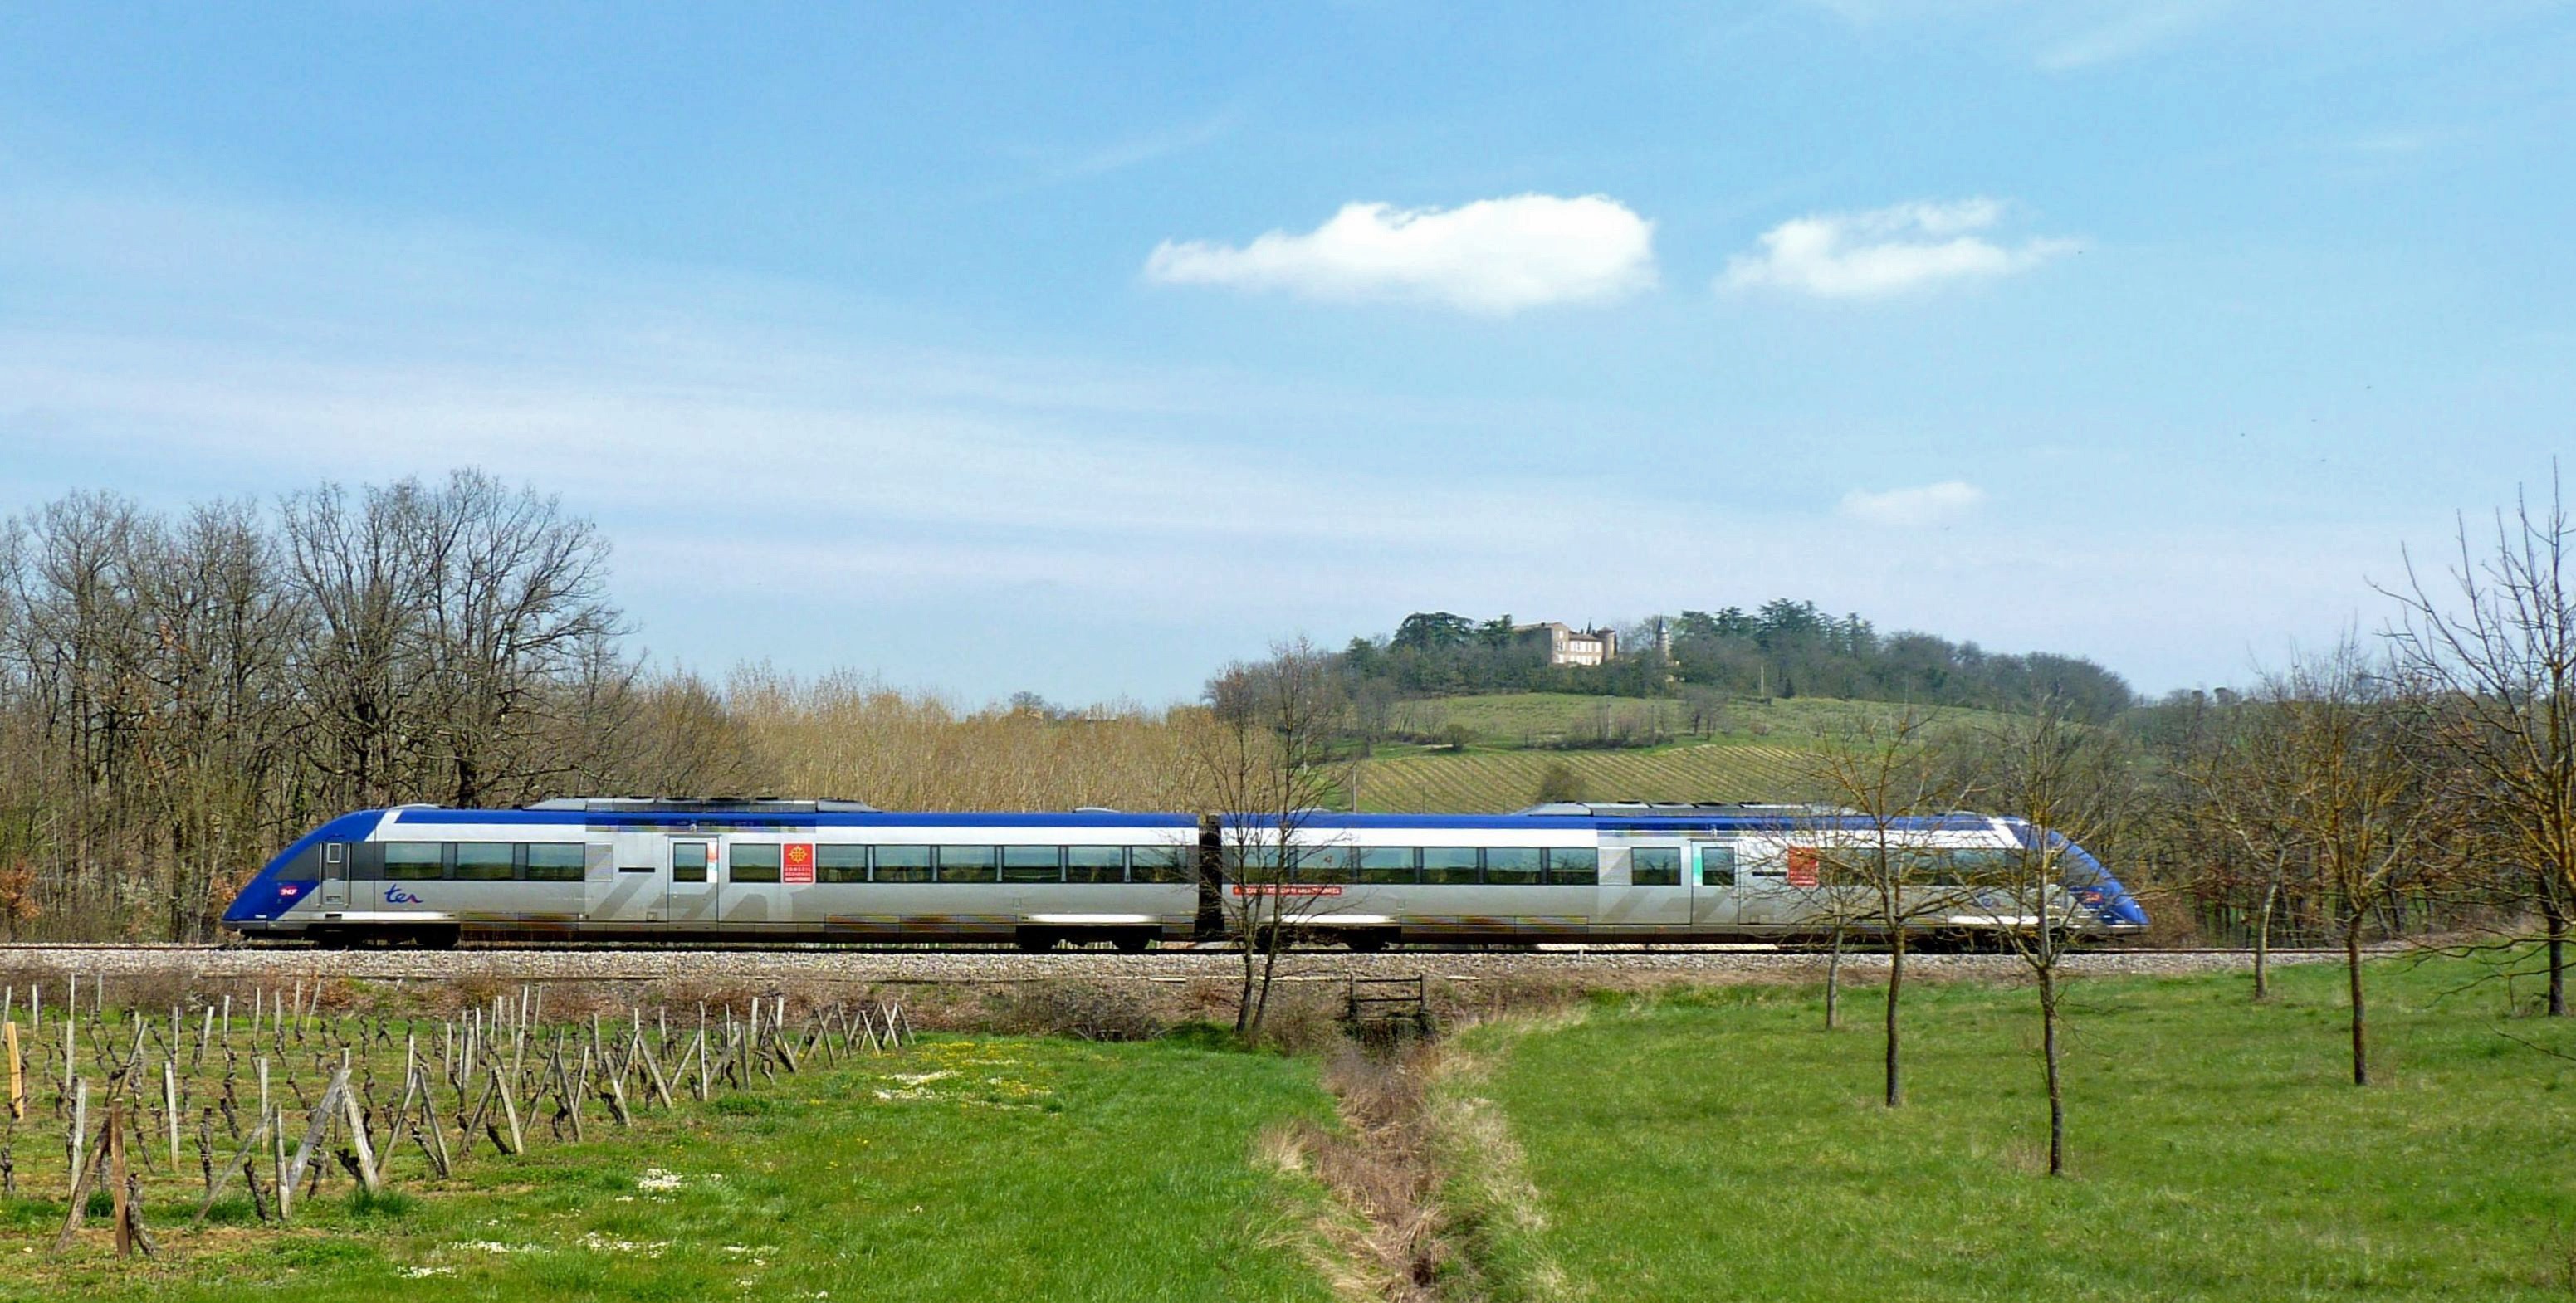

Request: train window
left=455, top=843, right=516, bottom=881
left=1067, top=846, right=1127, bottom=883
left=1484, top=847, right=1542, bottom=886
left=1131, top=846, right=1191, bottom=883
left=1699, top=846, right=1738, bottom=887
left=526, top=843, right=588, bottom=881
left=873, top=846, right=933, bottom=883
left=1001, top=846, right=1063, bottom=884
left=816, top=844, right=868, bottom=884
left=1356, top=847, right=1417, bottom=885
left=1296, top=847, right=1354, bottom=884
left=1546, top=847, right=1598, bottom=886
left=1422, top=847, right=1479, bottom=885
left=1630, top=847, right=1681, bottom=886
left=1949, top=848, right=2016, bottom=883
left=383, top=842, right=446, bottom=881
left=936, top=845, right=999, bottom=884
left=672, top=842, right=710, bottom=883
left=731, top=843, right=783, bottom=884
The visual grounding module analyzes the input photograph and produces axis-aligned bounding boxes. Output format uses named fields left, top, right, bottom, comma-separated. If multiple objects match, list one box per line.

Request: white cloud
left=1840, top=480, right=1987, bottom=527
left=1721, top=198, right=2075, bottom=299
left=1144, top=194, right=1656, bottom=314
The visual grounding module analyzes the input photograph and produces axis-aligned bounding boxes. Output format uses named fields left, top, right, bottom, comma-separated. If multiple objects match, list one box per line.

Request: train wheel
left=1015, top=930, right=1060, bottom=953
left=1343, top=932, right=1390, bottom=954
left=419, top=925, right=462, bottom=950
left=1112, top=931, right=1153, bottom=954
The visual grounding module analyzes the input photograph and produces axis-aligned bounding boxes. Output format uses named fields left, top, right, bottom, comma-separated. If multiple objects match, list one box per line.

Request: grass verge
left=1462, top=953, right=2576, bottom=1301
left=6, top=1034, right=1337, bottom=1303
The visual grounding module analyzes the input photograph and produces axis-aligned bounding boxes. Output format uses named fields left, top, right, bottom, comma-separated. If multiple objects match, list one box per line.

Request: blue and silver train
left=220, top=798, right=2149, bottom=949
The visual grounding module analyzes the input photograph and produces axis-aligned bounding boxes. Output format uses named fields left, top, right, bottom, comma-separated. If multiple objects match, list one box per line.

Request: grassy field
left=7, top=1033, right=1335, bottom=1302
left=1458, top=954, right=2576, bottom=1302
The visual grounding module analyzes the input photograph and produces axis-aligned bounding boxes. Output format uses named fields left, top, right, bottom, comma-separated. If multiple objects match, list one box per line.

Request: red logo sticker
left=1787, top=847, right=1820, bottom=889
left=784, top=842, right=815, bottom=885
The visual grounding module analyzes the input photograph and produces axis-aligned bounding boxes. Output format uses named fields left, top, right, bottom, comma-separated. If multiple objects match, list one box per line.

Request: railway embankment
left=0, top=943, right=2357, bottom=985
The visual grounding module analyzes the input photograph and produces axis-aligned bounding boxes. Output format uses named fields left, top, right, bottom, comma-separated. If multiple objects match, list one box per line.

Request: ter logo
left=783, top=842, right=815, bottom=885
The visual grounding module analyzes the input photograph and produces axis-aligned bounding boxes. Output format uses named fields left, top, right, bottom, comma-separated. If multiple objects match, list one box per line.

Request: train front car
left=220, top=808, right=394, bottom=942
left=2002, top=817, right=2150, bottom=936
left=224, top=799, right=1205, bottom=949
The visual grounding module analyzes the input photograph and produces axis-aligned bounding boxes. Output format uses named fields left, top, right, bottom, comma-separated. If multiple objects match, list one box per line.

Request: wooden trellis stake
left=4, top=1021, right=21, bottom=1120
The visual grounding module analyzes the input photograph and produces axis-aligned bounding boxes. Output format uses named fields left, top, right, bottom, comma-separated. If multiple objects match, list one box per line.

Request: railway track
left=0, top=941, right=2358, bottom=984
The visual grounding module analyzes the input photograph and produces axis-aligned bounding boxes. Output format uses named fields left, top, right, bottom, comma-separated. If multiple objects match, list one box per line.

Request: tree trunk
left=2345, top=924, right=2368, bottom=1087
left=2041, top=965, right=2065, bottom=1177
left=2545, top=896, right=2567, bottom=1018
left=2252, top=881, right=2276, bottom=1002
left=1823, top=926, right=1844, bottom=1031
left=1234, top=900, right=1259, bottom=1037
left=1883, top=930, right=1905, bottom=1108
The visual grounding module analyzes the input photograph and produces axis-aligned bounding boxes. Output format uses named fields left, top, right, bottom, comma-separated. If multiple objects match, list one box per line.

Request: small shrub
left=995, top=983, right=1167, bottom=1042
left=349, top=1187, right=416, bottom=1218
left=1159, top=1020, right=1242, bottom=1052
left=1532, top=760, right=1587, bottom=804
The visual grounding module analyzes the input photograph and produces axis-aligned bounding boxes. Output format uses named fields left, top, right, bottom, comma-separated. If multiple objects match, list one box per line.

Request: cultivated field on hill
left=1451, top=954, right=2576, bottom=1302
left=1354, top=742, right=1824, bottom=811
left=1353, top=694, right=2012, bottom=812
left=1392, top=691, right=2004, bottom=751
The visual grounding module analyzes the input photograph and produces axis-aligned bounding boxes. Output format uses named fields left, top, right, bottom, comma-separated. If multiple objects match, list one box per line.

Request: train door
left=667, top=839, right=718, bottom=930
left=1730, top=837, right=1807, bottom=931
left=320, top=842, right=349, bottom=909
left=1689, top=842, right=1738, bottom=930
left=1597, top=840, right=1690, bottom=934
left=590, top=831, right=667, bottom=925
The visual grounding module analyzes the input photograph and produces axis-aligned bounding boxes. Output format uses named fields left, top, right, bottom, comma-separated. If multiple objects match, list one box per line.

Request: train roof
left=379, top=804, right=1198, bottom=830
left=1234, top=808, right=2011, bottom=833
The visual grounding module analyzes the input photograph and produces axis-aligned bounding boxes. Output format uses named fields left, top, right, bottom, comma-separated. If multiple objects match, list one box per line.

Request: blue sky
left=3, top=2, right=2570, bottom=705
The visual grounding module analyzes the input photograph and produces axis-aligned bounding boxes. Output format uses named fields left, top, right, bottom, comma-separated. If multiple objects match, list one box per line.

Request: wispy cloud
left=1145, top=194, right=1657, bottom=314
left=1805, top=0, right=2235, bottom=70
left=1840, top=480, right=1987, bottom=527
left=1024, top=110, right=1239, bottom=185
left=1721, top=198, right=2075, bottom=299
left=2036, top=2, right=2231, bottom=68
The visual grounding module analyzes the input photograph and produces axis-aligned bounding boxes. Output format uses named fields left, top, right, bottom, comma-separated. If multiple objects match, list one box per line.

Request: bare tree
left=2385, top=471, right=2576, bottom=1015
left=2178, top=690, right=2310, bottom=1000
left=2261, top=640, right=2451, bottom=1086
left=1806, top=706, right=1975, bottom=1108
left=1964, top=696, right=2130, bottom=1175
left=412, top=471, right=625, bottom=807
left=1191, top=639, right=1345, bottom=1042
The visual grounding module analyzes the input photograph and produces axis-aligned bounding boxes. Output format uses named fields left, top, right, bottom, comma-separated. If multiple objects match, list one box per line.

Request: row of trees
left=1336, top=598, right=2136, bottom=724
left=0, top=474, right=758, bottom=940
left=1753, top=476, right=2576, bottom=1183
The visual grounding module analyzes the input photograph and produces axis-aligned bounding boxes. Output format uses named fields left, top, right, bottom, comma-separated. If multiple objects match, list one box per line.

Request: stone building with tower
left=1513, top=622, right=1620, bottom=667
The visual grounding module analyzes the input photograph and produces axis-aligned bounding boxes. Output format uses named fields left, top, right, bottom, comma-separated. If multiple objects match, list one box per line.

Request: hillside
left=1352, top=693, right=2013, bottom=813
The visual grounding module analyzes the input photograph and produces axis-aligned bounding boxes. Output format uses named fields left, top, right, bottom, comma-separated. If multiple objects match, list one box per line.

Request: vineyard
left=1353, top=742, right=1826, bottom=813
left=1350, top=695, right=2027, bottom=812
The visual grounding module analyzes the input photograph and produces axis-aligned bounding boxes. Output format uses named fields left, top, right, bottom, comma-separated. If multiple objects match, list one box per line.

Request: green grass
left=8, top=1035, right=1337, bottom=1302
left=1459, top=954, right=2576, bottom=1301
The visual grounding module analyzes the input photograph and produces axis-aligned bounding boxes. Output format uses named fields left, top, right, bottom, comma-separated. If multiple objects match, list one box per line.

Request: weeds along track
left=0, top=944, right=2350, bottom=984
